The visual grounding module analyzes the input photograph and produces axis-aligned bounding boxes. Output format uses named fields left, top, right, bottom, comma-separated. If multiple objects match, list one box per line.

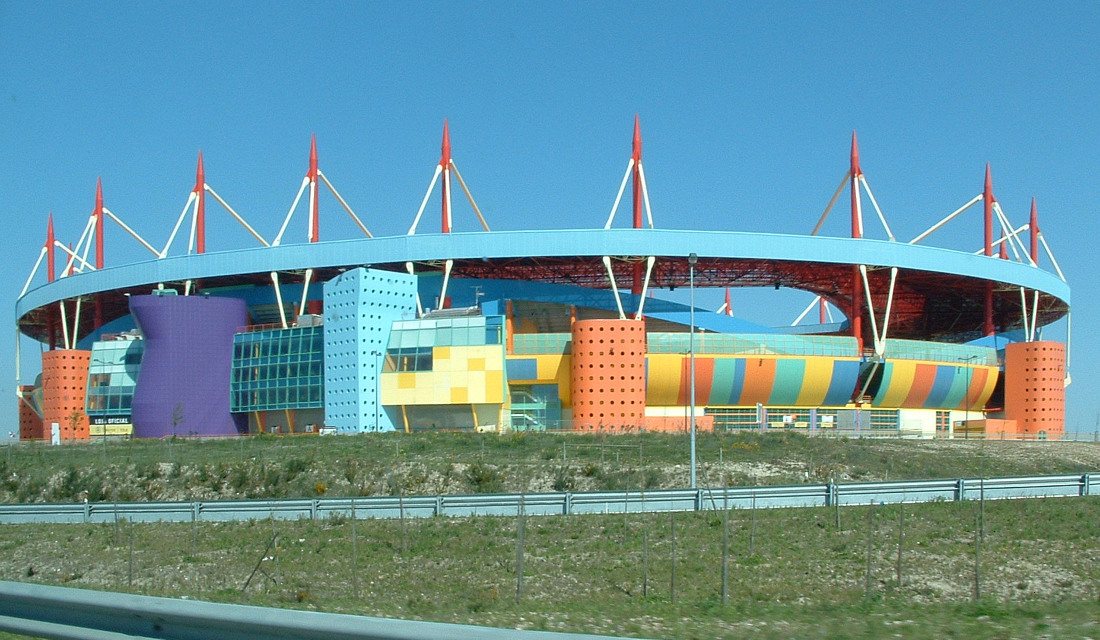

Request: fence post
left=956, top=478, right=966, bottom=501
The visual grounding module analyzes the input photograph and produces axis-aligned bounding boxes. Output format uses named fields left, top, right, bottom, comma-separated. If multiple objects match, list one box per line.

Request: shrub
left=465, top=462, right=504, bottom=494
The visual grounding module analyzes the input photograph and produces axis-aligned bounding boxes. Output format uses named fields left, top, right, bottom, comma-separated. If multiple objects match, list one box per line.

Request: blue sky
left=1, top=2, right=1097, bottom=437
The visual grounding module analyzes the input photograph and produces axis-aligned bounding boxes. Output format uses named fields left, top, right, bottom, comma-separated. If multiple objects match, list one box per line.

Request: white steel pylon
left=406, top=121, right=491, bottom=315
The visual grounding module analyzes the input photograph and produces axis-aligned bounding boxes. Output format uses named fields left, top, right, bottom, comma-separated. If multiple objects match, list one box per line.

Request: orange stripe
left=737, top=357, right=776, bottom=405
left=901, top=363, right=937, bottom=408
left=693, top=358, right=715, bottom=405
left=966, top=367, right=990, bottom=410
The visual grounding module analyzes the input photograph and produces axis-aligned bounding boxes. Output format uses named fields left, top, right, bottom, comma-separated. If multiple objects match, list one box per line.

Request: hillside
left=3, top=431, right=1099, bottom=504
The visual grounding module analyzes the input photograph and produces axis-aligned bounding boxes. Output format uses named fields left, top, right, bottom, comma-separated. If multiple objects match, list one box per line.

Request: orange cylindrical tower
left=41, top=350, right=91, bottom=441
left=1004, top=341, right=1065, bottom=439
left=570, top=319, right=646, bottom=431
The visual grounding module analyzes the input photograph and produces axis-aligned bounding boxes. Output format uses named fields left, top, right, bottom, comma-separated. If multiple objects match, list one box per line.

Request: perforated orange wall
left=41, top=350, right=91, bottom=441
left=570, top=320, right=646, bottom=431
left=1004, top=341, right=1064, bottom=439
left=18, top=385, right=43, bottom=440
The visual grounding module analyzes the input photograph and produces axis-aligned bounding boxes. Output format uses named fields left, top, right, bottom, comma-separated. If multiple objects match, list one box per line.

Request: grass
left=0, top=495, right=1098, bottom=638
left=2, top=430, right=1098, bottom=504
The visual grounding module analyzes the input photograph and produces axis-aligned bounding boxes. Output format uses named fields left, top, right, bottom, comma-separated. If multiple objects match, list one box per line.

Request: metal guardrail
left=0, top=580, right=631, bottom=640
left=0, top=473, right=1096, bottom=525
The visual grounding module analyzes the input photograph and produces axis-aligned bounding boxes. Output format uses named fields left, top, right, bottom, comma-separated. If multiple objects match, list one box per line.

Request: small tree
left=171, top=403, right=185, bottom=437
left=66, top=409, right=84, bottom=440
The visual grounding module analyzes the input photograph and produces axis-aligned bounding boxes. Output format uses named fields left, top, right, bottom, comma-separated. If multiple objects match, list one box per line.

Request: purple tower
left=130, top=294, right=248, bottom=437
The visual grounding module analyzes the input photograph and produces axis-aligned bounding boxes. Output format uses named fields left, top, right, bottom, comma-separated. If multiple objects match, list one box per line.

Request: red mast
left=631, top=115, right=644, bottom=295
left=46, top=214, right=56, bottom=282
left=94, top=179, right=104, bottom=331
left=307, top=136, right=322, bottom=314
left=308, top=135, right=320, bottom=243
left=849, top=132, right=863, bottom=354
left=982, top=165, right=994, bottom=336
left=195, top=152, right=206, bottom=254
left=440, top=120, right=452, bottom=234
left=1029, top=198, right=1039, bottom=265
left=94, top=178, right=104, bottom=270
left=46, top=214, right=57, bottom=350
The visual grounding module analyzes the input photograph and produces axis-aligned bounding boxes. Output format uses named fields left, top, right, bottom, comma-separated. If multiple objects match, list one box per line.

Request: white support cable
left=909, top=194, right=982, bottom=244
left=270, top=272, right=288, bottom=329
left=318, top=172, right=372, bottom=238
left=604, top=159, right=635, bottom=230
left=205, top=186, right=270, bottom=246
left=980, top=223, right=1034, bottom=264
left=991, top=202, right=1027, bottom=264
left=298, top=268, right=313, bottom=317
left=1018, top=287, right=1030, bottom=341
left=77, top=215, right=96, bottom=273
left=272, top=177, right=310, bottom=247
left=307, top=178, right=318, bottom=243
left=71, top=296, right=82, bottom=348
left=854, top=181, right=865, bottom=239
left=637, top=162, right=655, bottom=228
left=1038, top=234, right=1066, bottom=281
left=1030, top=290, right=1040, bottom=342
left=405, top=262, right=424, bottom=316
left=443, top=167, right=453, bottom=233
left=859, top=175, right=895, bottom=241
left=990, top=202, right=1024, bottom=262
left=791, top=296, right=820, bottom=326
left=633, top=256, right=656, bottom=319
left=102, top=209, right=160, bottom=257
left=407, top=165, right=443, bottom=235
left=825, top=303, right=834, bottom=323
left=59, top=301, right=71, bottom=350
left=601, top=256, right=626, bottom=319
left=54, top=242, right=95, bottom=273
left=19, top=247, right=47, bottom=298
left=858, top=360, right=881, bottom=400
left=879, top=267, right=898, bottom=346
left=186, top=194, right=199, bottom=255
left=858, top=265, right=882, bottom=355
left=811, top=173, right=849, bottom=236
left=449, top=163, right=491, bottom=232
left=65, top=216, right=96, bottom=277
left=438, top=260, right=454, bottom=311
left=160, top=192, right=196, bottom=257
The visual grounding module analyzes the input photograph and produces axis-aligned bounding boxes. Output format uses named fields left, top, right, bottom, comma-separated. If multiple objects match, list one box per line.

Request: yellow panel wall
left=382, top=345, right=505, bottom=406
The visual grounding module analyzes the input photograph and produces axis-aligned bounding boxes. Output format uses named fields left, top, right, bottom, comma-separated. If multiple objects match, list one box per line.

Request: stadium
left=14, top=121, right=1070, bottom=442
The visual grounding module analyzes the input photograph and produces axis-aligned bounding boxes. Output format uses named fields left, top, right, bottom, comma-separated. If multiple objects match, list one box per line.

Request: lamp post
left=90, top=357, right=111, bottom=459
left=688, top=253, right=698, bottom=490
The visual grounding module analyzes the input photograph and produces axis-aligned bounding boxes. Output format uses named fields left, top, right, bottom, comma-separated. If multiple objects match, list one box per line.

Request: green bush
left=464, top=461, right=504, bottom=494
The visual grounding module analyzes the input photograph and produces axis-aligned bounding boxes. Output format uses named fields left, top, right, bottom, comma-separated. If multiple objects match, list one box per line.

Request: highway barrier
left=1, top=473, right=1096, bottom=525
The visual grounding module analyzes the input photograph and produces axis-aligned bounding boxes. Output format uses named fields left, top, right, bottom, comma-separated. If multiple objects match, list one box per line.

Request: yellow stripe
left=879, top=361, right=916, bottom=407
left=795, top=357, right=833, bottom=405
left=646, top=354, right=682, bottom=406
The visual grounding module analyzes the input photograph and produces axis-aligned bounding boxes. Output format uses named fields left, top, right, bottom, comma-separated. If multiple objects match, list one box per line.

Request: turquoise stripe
left=709, top=359, right=737, bottom=405
left=940, top=366, right=971, bottom=409
left=727, top=359, right=746, bottom=405
left=872, top=362, right=895, bottom=405
left=768, top=359, right=805, bottom=405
